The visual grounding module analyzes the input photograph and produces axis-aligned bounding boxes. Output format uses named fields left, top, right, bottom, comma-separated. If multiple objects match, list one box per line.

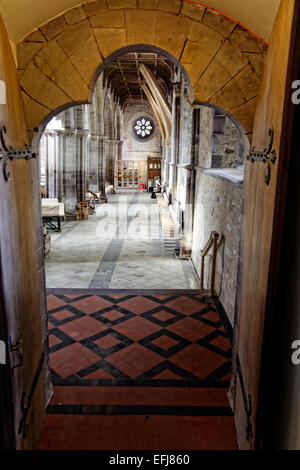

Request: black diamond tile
left=91, top=305, right=136, bottom=326
left=77, top=358, right=131, bottom=380
left=80, top=328, right=134, bottom=359
left=48, top=304, right=86, bottom=327
left=139, top=329, right=191, bottom=358
left=141, top=306, right=185, bottom=327
left=138, top=360, right=199, bottom=381
left=48, top=327, right=76, bottom=353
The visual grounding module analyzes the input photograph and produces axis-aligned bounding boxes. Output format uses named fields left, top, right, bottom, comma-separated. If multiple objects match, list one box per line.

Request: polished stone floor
left=45, top=190, right=199, bottom=290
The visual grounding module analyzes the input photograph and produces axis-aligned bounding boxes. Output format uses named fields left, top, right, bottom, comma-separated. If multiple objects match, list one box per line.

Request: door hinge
left=236, top=354, right=254, bottom=442
left=9, top=337, right=24, bottom=375
left=247, top=128, right=277, bottom=186
left=0, top=126, right=37, bottom=182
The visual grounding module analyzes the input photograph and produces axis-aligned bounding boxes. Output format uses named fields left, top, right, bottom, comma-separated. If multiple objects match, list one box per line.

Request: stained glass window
left=134, top=118, right=153, bottom=138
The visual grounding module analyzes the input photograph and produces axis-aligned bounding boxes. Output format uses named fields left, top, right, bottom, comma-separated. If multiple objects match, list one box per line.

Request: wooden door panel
left=0, top=14, right=45, bottom=449
left=235, top=0, right=298, bottom=449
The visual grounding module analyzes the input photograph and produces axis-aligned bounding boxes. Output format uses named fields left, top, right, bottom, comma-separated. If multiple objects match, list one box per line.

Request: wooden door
left=0, top=14, right=46, bottom=449
left=234, top=0, right=300, bottom=449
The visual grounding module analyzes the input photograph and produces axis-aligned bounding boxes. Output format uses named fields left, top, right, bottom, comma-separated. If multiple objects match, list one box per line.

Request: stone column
left=45, top=130, right=57, bottom=198
left=76, top=130, right=88, bottom=205
left=99, top=136, right=107, bottom=200
left=87, top=134, right=100, bottom=192
left=64, top=129, right=78, bottom=214
left=55, top=130, right=64, bottom=203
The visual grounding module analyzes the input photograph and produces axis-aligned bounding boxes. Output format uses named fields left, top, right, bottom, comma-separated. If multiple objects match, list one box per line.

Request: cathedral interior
left=0, top=0, right=300, bottom=452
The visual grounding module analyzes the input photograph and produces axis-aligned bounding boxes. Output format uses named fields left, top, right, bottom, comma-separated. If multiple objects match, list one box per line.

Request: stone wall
left=191, top=172, right=243, bottom=325
left=123, top=103, right=161, bottom=161
left=16, top=1, right=267, bottom=140
left=40, top=79, right=121, bottom=209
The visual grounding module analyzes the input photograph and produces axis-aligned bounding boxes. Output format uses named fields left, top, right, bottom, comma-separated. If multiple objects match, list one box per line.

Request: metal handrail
left=200, top=231, right=220, bottom=295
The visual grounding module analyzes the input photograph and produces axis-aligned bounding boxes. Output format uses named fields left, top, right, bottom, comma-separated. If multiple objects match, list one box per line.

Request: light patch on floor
left=45, top=190, right=199, bottom=289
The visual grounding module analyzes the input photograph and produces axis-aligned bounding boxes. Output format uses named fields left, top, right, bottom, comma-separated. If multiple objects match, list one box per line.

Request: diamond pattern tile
left=170, top=344, right=228, bottom=380
left=47, top=295, right=66, bottom=312
left=94, top=335, right=121, bottom=350
left=51, top=309, right=75, bottom=322
left=101, top=310, right=125, bottom=322
left=58, top=316, right=108, bottom=341
left=50, top=343, right=101, bottom=378
left=47, top=293, right=232, bottom=385
left=151, top=335, right=178, bottom=350
left=113, top=316, right=161, bottom=341
left=117, top=296, right=160, bottom=314
left=71, top=296, right=113, bottom=314
left=106, top=343, right=162, bottom=378
left=164, top=297, right=208, bottom=315
left=167, top=317, right=215, bottom=341
left=152, top=310, right=175, bottom=322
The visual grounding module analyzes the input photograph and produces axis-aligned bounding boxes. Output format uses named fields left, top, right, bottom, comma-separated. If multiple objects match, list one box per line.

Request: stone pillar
left=99, top=137, right=107, bottom=199
left=64, top=130, right=78, bottom=214
left=45, top=130, right=57, bottom=198
left=171, top=85, right=181, bottom=201
left=183, top=108, right=200, bottom=254
left=107, top=139, right=119, bottom=187
left=87, top=134, right=100, bottom=192
left=76, top=130, right=89, bottom=204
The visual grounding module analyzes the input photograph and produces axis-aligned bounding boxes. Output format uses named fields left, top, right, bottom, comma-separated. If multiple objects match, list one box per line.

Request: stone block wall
left=123, top=103, right=161, bottom=161
left=192, top=171, right=243, bottom=325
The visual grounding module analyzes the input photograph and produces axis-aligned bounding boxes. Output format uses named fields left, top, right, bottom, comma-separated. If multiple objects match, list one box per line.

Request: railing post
left=200, top=255, right=205, bottom=290
left=210, top=231, right=220, bottom=296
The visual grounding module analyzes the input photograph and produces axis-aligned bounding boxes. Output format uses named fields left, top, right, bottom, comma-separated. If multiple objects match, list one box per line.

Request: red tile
left=83, top=368, right=116, bottom=379
left=47, top=321, right=55, bottom=331
left=101, top=310, right=124, bottom=321
left=210, top=335, right=231, bottom=351
left=151, top=335, right=178, bottom=350
left=49, top=334, right=63, bottom=348
left=117, top=296, right=159, bottom=314
left=71, top=296, right=113, bottom=314
left=51, top=309, right=74, bottom=321
left=167, top=317, right=215, bottom=341
left=107, top=294, right=128, bottom=300
left=151, top=310, right=175, bottom=322
left=152, top=369, right=183, bottom=380
left=164, top=296, right=208, bottom=315
left=106, top=343, right=162, bottom=378
left=50, top=343, right=100, bottom=378
left=113, top=316, right=160, bottom=341
left=170, top=344, right=227, bottom=379
left=201, top=310, right=221, bottom=323
left=38, top=438, right=54, bottom=450
left=47, top=295, right=66, bottom=311
left=151, top=295, right=172, bottom=300
left=58, top=316, right=107, bottom=340
left=94, top=335, right=120, bottom=350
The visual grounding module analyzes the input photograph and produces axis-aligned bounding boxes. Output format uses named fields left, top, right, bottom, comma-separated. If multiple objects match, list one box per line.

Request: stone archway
left=17, top=0, right=266, bottom=143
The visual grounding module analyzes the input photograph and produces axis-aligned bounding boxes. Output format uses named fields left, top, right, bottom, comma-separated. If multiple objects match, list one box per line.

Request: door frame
left=0, top=248, right=15, bottom=450
left=256, top=1, right=300, bottom=447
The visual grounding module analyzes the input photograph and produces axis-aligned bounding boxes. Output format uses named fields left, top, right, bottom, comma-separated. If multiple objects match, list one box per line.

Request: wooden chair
left=77, top=202, right=89, bottom=220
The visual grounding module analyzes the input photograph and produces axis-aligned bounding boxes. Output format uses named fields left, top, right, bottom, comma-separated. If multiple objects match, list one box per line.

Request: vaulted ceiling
left=0, top=0, right=281, bottom=43
left=103, top=52, right=174, bottom=108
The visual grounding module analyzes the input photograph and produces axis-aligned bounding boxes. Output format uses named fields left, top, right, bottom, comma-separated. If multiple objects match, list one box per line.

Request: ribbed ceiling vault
left=103, top=52, right=174, bottom=108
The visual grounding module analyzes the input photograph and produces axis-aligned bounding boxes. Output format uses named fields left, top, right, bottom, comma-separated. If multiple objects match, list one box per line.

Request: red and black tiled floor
left=38, top=291, right=237, bottom=450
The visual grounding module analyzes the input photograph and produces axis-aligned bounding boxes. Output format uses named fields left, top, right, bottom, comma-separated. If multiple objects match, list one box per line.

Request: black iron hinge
left=247, top=128, right=277, bottom=186
left=0, top=126, right=37, bottom=182
left=236, top=354, right=254, bottom=442
left=18, top=351, right=45, bottom=439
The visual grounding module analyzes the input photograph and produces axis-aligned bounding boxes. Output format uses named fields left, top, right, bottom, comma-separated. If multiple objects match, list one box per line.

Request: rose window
left=134, top=118, right=153, bottom=138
